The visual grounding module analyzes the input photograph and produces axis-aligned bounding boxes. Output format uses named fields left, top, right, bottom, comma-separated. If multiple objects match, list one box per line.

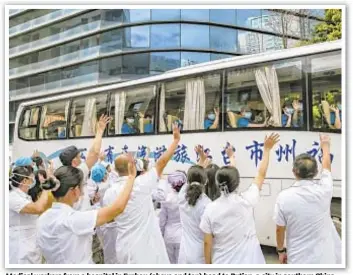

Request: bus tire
left=331, top=198, right=341, bottom=237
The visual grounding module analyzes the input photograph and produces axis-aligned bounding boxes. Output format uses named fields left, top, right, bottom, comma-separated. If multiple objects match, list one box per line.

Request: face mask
left=33, top=165, right=38, bottom=173
left=208, top=114, right=216, bottom=121
left=337, top=104, right=342, bottom=110
left=298, top=103, right=303, bottom=111
left=127, top=118, right=134, bottom=124
left=244, top=112, right=252, bottom=119
left=11, top=173, right=36, bottom=190
left=286, top=108, right=294, bottom=115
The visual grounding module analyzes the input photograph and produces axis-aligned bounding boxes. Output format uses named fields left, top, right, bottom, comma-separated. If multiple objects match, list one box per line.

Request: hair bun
left=42, top=178, right=60, bottom=191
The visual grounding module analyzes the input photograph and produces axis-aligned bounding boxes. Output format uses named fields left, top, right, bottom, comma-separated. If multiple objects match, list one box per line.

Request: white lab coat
left=200, top=184, right=265, bottom=264
left=152, top=178, right=173, bottom=203
left=73, top=162, right=91, bottom=211
left=178, top=184, right=211, bottom=264
left=36, top=202, right=98, bottom=264
left=9, top=188, right=41, bottom=264
left=103, top=168, right=169, bottom=264
left=273, top=169, right=341, bottom=264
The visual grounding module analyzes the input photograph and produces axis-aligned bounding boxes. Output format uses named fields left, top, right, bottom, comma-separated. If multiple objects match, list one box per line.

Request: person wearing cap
left=102, top=122, right=181, bottom=264
left=59, top=115, right=111, bottom=211
left=237, top=106, right=267, bottom=128
left=36, top=154, right=137, bottom=264
left=159, top=171, right=187, bottom=264
left=9, top=166, right=51, bottom=264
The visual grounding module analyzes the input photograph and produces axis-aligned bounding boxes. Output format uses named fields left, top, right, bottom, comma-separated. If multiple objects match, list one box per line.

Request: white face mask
left=127, top=118, right=135, bottom=124
left=11, top=173, right=36, bottom=191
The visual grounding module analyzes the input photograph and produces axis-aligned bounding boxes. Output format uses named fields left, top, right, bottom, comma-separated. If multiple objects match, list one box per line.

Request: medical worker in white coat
left=36, top=155, right=137, bottom=264
left=9, top=165, right=51, bottom=264
left=273, top=134, right=341, bottom=264
left=103, top=122, right=181, bottom=264
left=200, top=134, right=279, bottom=264
left=178, top=164, right=211, bottom=264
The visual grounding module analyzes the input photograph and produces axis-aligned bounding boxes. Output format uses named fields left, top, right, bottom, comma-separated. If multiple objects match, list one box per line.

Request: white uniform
left=73, top=162, right=91, bottom=211
left=36, top=202, right=98, bottom=264
left=273, top=169, right=341, bottom=264
left=103, top=168, right=169, bottom=264
left=178, top=184, right=211, bottom=264
left=152, top=178, right=173, bottom=203
left=9, top=188, right=41, bottom=264
left=200, top=184, right=265, bottom=264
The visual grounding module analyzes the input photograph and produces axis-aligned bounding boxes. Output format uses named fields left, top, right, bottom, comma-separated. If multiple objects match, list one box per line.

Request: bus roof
left=20, top=40, right=341, bottom=108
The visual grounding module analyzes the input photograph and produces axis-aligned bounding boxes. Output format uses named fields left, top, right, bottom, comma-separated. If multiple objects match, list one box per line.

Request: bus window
left=18, top=107, right=39, bottom=140
left=159, top=73, right=221, bottom=132
left=69, top=94, right=108, bottom=137
left=311, top=51, right=341, bottom=130
left=39, top=100, right=70, bottom=140
left=109, top=85, right=156, bottom=135
left=226, top=58, right=304, bottom=129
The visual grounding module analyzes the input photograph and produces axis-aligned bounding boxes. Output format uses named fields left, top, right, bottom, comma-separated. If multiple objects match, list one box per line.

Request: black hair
left=28, top=169, right=47, bottom=202
left=42, top=166, right=83, bottom=198
left=9, top=166, right=33, bottom=191
left=205, top=164, right=221, bottom=201
left=293, top=153, right=318, bottom=180
left=145, top=113, right=152, bottom=119
left=32, top=156, right=44, bottom=168
left=216, top=166, right=240, bottom=194
left=186, top=165, right=207, bottom=206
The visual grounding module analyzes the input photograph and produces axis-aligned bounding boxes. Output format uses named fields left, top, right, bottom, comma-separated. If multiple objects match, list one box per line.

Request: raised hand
left=172, top=122, right=181, bottom=142
left=320, top=133, right=331, bottom=148
left=97, top=114, right=112, bottom=133
left=127, top=154, right=137, bottom=178
left=264, top=133, right=280, bottom=150
left=225, top=143, right=235, bottom=159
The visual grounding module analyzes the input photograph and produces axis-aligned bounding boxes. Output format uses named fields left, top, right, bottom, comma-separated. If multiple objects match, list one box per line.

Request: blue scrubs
left=330, top=111, right=342, bottom=125
left=204, top=119, right=214, bottom=129
left=121, top=123, right=137, bottom=134
left=237, top=117, right=250, bottom=128
left=144, top=123, right=153, bottom=133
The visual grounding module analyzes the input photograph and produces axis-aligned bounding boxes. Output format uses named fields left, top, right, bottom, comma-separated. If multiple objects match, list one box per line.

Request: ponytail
left=186, top=165, right=207, bottom=206
left=186, top=182, right=203, bottom=206
left=205, top=164, right=220, bottom=201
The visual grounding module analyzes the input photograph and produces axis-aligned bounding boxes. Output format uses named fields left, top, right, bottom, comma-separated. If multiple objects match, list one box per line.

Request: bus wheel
left=331, top=199, right=341, bottom=237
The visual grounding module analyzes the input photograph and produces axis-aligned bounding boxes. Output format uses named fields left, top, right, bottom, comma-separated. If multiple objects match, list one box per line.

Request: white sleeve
left=273, top=197, right=286, bottom=226
left=137, top=167, right=159, bottom=194
left=9, top=192, right=31, bottom=213
left=66, top=210, right=98, bottom=236
left=320, top=169, right=334, bottom=192
left=78, top=162, right=90, bottom=183
left=241, top=184, right=260, bottom=207
left=200, top=207, right=212, bottom=234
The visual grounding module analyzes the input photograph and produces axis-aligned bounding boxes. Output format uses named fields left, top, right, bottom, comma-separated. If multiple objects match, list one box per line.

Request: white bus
left=12, top=40, right=343, bottom=247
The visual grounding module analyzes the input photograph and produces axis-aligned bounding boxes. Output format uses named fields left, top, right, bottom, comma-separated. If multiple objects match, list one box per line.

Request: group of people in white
left=9, top=114, right=341, bottom=265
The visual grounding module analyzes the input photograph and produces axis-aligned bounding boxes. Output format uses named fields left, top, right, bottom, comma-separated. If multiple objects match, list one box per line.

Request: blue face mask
left=33, top=165, right=38, bottom=173
left=337, top=104, right=342, bottom=110
left=208, top=114, right=216, bottom=121
left=244, top=112, right=252, bottom=119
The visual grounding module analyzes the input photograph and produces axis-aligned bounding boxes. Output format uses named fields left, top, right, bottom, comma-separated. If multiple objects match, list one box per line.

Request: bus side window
left=311, top=51, right=341, bottom=131
left=69, top=94, right=108, bottom=137
left=39, top=100, right=70, bottom=140
left=18, top=107, right=39, bottom=140
left=160, top=73, right=221, bottom=132
left=109, top=85, right=156, bottom=136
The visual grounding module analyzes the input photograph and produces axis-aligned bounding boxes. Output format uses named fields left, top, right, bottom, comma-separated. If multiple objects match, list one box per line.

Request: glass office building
left=9, top=8, right=326, bottom=143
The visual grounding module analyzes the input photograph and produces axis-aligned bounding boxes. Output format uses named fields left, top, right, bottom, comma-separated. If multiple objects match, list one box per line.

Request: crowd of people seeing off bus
left=9, top=114, right=341, bottom=265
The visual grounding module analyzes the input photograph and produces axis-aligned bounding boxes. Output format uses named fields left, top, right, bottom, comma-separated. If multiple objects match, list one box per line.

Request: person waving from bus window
left=273, top=134, right=341, bottom=264
left=237, top=106, right=267, bottom=128
left=122, top=113, right=139, bottom=134
left=329, top=104, right=342, bottom=130
left=36, top=155, right=137, bottom=264
left=59, top=114, right=111, bottom=211
left=204, top=108, right=220, bottom=130
left=178, top=164, right=211, bottom=264
left=282, top=100, right=303, bottom=128
left=143, top=113, right=154, bottom=133
left=102, top=122, right=180, bottom=264
left=9, top=166, right=51, bottom=264
left=200, top=134, right=280, bottom=264
left=292, top=100, right=304, bottom=128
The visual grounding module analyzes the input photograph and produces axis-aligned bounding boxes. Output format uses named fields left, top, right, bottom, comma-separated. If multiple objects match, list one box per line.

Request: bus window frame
left=17, top=105, right=42, bottom=141
left=307, top=50, right=342, bottom=134
left=223, top=55, right=309, bottom=133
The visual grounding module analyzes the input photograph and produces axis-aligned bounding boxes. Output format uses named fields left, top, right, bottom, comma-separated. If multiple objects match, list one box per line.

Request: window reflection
left=152, top=9, right=180, bottom=20
left=124, top=26, right=150, bottom=49
left=150, top=52, right=180, bottom=74
left=262, top=34, right=284, bottom=52
left=122, top=53, right=150, bottom=76
left=211, top=53, right=235, bottom=61
left=181, top=52, right=210, bottom=67
left=151, top=24, right=180, bottom=48
left=238, top=30, right=263, bottom=54
left=237, top=9, right=262, bottom=28
left=210, top=26, right=237, bottom=52
left=210, top=9, right=236, bottom=25
left=99, top=56, right=122, bottom=81
left=124, top=9, right=150, bottom=22
left=101, top=29, right=123, bottom=53
left=181, top=24, right=209, bottom=49
left=181, top=9, right=209, bottom=21
left=102, top=9, right=123, bottom=25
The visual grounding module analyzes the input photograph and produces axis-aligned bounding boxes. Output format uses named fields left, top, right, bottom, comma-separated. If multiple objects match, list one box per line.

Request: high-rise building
left=8, top=8, right=326, bottom=143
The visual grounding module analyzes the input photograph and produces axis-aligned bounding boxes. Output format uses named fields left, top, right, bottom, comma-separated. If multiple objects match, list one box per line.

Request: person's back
left=201, top=190, right=263, bottom=264
left=103, top=168, right=168, bottom=264
left=161, top=193, right=182, bottom=244
left=275, top=170, right=339, bottom=264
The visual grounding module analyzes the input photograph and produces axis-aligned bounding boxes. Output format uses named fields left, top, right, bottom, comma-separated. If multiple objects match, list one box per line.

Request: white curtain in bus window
left=183, top=77, right=205, bottom=130
left=114, top=91, right=126, bottom=135
left=159, top=84, right=167, bottom=132
left=254, top=66, right=281, bottom=126
left=311, top=52, right=341, bottom=130
left=81, top=97, right=97, bottom=136
left=39, top=105, right=47, bottom=139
